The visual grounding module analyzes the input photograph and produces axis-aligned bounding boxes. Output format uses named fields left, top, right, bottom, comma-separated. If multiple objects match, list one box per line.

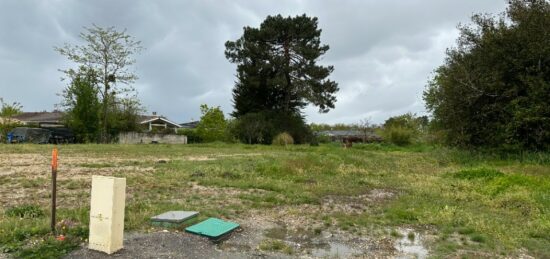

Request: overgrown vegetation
left=56, top=24, right=144, bottom=143
left=5, top=205, right=44, bottom=219
left=272, top=132, right=294, bottom=146
left=195, top=104, right=229, bottom=143
left=424, top=0, right=550, bottom=150
left=0, top=97, right=22, bottom=143
left=0, top=143, right=548, bottom=257
left=381, top=113, right=428, bottom=146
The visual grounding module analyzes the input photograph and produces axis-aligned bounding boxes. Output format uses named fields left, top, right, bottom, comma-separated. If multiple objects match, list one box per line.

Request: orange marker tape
left=52, top=148, right=58, bottom=171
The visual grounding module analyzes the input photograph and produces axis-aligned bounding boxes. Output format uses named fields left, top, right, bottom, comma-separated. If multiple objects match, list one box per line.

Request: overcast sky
left=0, top=0, right=507, bottom=124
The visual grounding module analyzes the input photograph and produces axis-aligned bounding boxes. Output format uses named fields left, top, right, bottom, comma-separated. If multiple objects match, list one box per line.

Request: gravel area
left=66, top=232, right=288, bottom=259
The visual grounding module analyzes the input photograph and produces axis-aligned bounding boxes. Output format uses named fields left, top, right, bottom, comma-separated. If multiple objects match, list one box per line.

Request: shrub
left=196, top=104, right=228, bottom=142
left=177, top=128, right=202, bottom=143
left=316, top=134, right=331, bottom=143
left=384, top=126, right=414, bottom=146
left=272, top=132, right=294, bottom=146
left=232, top=111, right=311, bottom=144
left=232, top=112, right=273, bottom=144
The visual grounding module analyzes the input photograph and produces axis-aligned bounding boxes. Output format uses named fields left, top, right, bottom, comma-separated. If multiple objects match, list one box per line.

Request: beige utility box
left=88, top=175, right=126, bottom=254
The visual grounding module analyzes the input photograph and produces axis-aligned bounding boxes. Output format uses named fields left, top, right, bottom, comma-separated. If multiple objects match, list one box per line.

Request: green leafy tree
left=232, top=112, right=272, bottom=144
left=424, top=0, right=550, bottom=150
left=196, top=104, right=228, bottom=142
left=107, top=94, right=143, bottom=137
left=232, top=111, right=311, bottom=144
left=55, top=24, right=143, bottom=142
left=382, top=113, right=427, bottom=146
left=61, top=67, right=143, bottom=142
left=225, top=14, right=339, bottom=117
left=61, top=68, right=101, bottom=142
left=0, top=98, right=22, bottom=120
left=0, top=97, right=23, bottom=141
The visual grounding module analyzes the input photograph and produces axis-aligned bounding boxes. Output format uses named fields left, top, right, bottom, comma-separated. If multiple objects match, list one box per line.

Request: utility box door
left=88, top=176, right=126, bottom=254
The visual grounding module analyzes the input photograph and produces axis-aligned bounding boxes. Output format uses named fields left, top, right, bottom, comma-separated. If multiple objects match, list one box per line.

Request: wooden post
left=51, top=147, right=58, bottom=233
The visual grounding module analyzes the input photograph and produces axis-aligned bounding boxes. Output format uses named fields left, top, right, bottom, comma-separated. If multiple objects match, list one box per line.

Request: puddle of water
left=394, top=228, right=429, bottom=259
left=311, top=242, right=360, bottom=258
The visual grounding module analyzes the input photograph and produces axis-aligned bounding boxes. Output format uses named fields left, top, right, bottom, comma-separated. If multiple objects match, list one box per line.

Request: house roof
left=318, top=130, right=379, bottom=137
left=139, top=116, right=181, bottom=128
left=12, top=111, right=64, bottom=123
left=11, top=112, right=183, bottom=128
left=179, top=121, right=199, bottom=128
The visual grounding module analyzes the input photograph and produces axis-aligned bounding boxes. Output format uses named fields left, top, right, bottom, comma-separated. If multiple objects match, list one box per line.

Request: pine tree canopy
left=225, top=14, right=339, bottom=117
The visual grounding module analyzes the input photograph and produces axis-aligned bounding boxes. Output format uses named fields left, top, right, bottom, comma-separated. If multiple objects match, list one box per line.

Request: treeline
left=181, top=105, right=431, bottom=147
left=425, top=0, right=550, bottom=151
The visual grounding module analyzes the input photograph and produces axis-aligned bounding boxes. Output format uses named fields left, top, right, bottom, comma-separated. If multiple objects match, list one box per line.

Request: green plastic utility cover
left=185, top=218, right=239, bottom=238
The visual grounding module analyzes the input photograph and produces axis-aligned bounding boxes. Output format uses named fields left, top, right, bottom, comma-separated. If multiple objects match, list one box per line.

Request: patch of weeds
left=457, top=227, right=475, bottom=235
left=452, top=167, right=504, bottom=180
left=485, top=174, right=536, bottom=195
left=20, top=178, right=46, bottom=188
left=522, top=238, right=550, bottom=258
left=390, top=229, right=403, bottom=238
left=5, top=205, right=44, bottom=218
left=314, top=227, right=323, bottom=235
left=495, top=194, right=540, bottom=216
left=190, top=170, right=205, bottom=178
left=264, top=227, right=287, bottom=240
left=15, top=235, right=81, bottom=258
left=432, top=239, right=459, bottom=255
left=337, top=218, right=356, bottom=231
left=528, top=228, right=550, bottom=241
left=221, top=171, right=241, bottom=179
left=407, top=232, right=415, bottom=241
left=470, top=233, right=486, bottom=243
left=259, top=239, right=294, bottom=254
left=385, top=207, right=418, bottom=223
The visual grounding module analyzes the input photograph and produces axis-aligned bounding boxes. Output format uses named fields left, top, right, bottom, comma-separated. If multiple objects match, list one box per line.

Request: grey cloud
left=0, top=0, right=507, bottom=124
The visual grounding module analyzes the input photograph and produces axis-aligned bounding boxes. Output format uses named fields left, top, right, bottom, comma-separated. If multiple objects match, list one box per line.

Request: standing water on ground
left=311, top=242, right=361, bottom=258
left=395, top=228, right=429, bottom=259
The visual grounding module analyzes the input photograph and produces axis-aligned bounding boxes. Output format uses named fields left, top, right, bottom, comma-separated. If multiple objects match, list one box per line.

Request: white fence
left=118, top=132, right=187, bottom=144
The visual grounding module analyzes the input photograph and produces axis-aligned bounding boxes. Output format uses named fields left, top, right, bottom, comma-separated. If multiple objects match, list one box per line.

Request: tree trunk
left=102, top=54, right=109, bottom=143
left=283, top=38, right=292, bottom=112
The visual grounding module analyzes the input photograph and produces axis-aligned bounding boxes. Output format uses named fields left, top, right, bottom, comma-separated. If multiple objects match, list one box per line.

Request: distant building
left=317, top=130, right=382, bottom=143
left=11, top=111, right=65, bottom=127
left=12, top=111, right=183, bottom=133
left=139, top=113, right=182, bottom=132
left=179, top=121, right=199, bottom=129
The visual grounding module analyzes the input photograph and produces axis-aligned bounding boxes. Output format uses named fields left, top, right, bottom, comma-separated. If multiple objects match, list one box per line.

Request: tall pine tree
left=225, top=14, right=339, bottom=118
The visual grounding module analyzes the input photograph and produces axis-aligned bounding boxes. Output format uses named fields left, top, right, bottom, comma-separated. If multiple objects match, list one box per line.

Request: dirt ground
left=67, top=227, right=427, bottom=259
left=66, top=205, right=429, bottom=259
left=1, top=151, right=430, bottom=258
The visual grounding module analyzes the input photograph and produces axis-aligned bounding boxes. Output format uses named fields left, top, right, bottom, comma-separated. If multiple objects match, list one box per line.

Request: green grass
left=0, top=143, right=549, bottom=257
left=258, top=239, right=294, bottom=254
left=5, top=205, right=45, bottom=219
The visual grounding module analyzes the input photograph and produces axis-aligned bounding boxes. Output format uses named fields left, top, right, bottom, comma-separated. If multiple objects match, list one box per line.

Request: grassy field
left=0, top=143, right=549, bottom=258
